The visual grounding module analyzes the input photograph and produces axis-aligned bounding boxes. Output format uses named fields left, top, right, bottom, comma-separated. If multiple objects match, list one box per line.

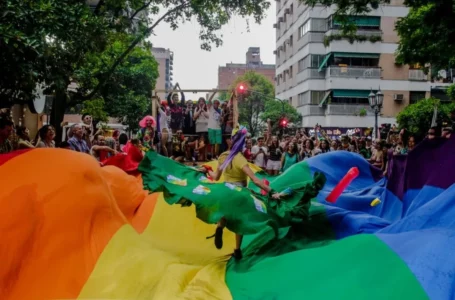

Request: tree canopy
left=261, top=100, right=301, bottom=129
left=396, top=98, right=455, bottom=139
left=230, top=71, right=300, bottom=136
left=75, top=33, right=158, bottom=133
left=1, top=0, right=272, bottom=141
left=230, top=71, right=274, bottom=136
left=1, top=0, right=271, bottom=107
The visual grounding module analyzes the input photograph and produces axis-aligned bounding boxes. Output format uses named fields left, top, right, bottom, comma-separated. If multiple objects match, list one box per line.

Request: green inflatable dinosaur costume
left=139, top=151, right=326, bottom=238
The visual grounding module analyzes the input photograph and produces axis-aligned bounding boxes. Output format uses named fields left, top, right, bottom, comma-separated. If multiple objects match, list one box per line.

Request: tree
left=230, top=71, right=275, bottom=136
left=1, top=0, right=271, bottom=142
left=0, top=0, right=109, bottom=107
left=1, top=0, right=271, bottom=106
left=75, top=33, right=158, bottom=133
left=261, top=100, right=301, bottom=129
left=81, top=98, right=109, bottom=123
left=396, top=98, right=455, bottom=140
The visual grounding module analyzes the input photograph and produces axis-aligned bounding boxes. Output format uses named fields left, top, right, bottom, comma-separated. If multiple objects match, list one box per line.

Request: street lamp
left=369, top=87, right=384, bottom=140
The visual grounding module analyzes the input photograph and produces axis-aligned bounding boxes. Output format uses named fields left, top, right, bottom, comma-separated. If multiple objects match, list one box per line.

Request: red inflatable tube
left=326, top=167, right=360, bottom=203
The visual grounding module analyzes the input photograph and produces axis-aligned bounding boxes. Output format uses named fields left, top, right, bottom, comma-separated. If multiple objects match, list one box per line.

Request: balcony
left=297, top=32, right=325, bottom=49
left=328, top=66, right=381, bottom=79
left=299, top=104, right=325, bottom=116
left=326, top=104, right=372, bottom=115
left=408, top=69, right=428, bottom=81
left=326, top=29, right=382, bottom=38
left=296, top=68, right=326, bottom=83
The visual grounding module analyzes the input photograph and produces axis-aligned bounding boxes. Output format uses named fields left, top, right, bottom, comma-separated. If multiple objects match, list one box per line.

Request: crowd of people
left=1, top=86, right=453, bottom=177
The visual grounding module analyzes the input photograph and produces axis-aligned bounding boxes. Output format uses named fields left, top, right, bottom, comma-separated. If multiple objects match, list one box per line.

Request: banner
left=305, top=127, right=373, bottom=140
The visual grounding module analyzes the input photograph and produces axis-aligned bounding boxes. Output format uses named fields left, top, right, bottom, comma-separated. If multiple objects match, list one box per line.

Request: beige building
left=152, top=47, right=174, bottom=100
left=218, top=47, right=275, bottom=90
left=274, top=0, right=453, bottom=129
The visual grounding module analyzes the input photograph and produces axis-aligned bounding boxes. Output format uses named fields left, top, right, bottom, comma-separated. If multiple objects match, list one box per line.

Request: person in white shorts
left=266, top=136, right=282, bottom=175
left=155, top=98, right=171, bottom=157
left=251, top=137, right=268, bottom=169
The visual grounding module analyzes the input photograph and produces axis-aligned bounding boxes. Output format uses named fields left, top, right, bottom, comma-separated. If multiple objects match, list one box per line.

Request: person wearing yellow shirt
left=202, top=125, right=280, bottom=260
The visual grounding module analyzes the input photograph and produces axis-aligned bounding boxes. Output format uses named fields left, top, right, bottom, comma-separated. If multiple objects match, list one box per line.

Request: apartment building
left=274, top=0, right=453, bottom=130
left=151, top=47, right=174, bottom=99
left=218, top=47, right=275, bottom=89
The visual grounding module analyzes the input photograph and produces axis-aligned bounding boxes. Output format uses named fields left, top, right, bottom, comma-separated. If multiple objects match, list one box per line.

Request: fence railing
left=326, top=104, right=372, bottom=115
left=408, top=69, right=428, bottom=81
left=328, top=66, right=381, bottom=78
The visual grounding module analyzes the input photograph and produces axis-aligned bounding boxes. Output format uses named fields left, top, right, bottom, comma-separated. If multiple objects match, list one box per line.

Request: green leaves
left=229, top=71, right=275, bottom=136
left=261, top=100, right=301, bottom=126
left=82, top=98, right=109, bottom=122
left=396, top=97, right=455, bottom=139
left=75, top=32, right=158, bottom=133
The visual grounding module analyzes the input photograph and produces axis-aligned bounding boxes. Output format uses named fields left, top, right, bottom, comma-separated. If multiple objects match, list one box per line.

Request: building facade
left=274, top=0, right=452, bottom=130
left=218, top=47, right=275, bottom=90
left=151, top=47, right=174, bottom=99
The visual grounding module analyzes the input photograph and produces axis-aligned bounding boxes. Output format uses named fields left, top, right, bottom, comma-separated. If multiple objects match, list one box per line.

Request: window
left=331, top=90, right=370, bottom=104
left=283, top=71, right=286, bottom=82
left=298, top=58, right=306, bottom=72
left=333, top=56, right=379, bottom=67
left=430, top=88, right=450, bottom=102
left=311, top=54, right=326, bottom=68
left=298, top=21, right=310, bottom=38
left=290, top=4, right=294, bottom=14
left=409, top=91, right=426, bottom=104
left=331, top=97, right=369, bottom=105
left=298, top=55, right=325, bottom=72
left=330, top=16, right=381, bottom=30
left=310, top=91, right=326, bottom=105
left=289, top=35, right=293, bottom=47
left=298, top=92, right=309, bottom=106
left=289, top=66, right=293, bottom=78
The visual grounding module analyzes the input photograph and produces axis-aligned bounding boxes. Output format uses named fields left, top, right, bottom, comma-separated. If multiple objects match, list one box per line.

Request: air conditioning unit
left=285, top=8, right=290, bottom=14
left=286, top=39, right=291, bottom=45
left=273, top=23, right=277, bottom=28
left=273, top=50, right=277, bottom=54
left=278, top=17, right=284, bottom=22
left=394, top=94, right=404, bottom=101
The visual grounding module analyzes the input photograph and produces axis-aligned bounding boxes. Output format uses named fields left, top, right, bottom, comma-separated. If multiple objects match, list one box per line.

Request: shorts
left=266, top=160, right=281, bottom=171
left=160, top=128, right=172, bottom=142
left=208, top=128, right=222, bottom=144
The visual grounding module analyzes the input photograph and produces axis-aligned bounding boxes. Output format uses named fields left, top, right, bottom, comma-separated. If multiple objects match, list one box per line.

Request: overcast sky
left=150, top=2, right=276, bottom=99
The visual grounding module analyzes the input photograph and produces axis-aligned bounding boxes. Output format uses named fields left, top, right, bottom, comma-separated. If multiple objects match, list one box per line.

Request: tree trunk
left=50, top=89, right=67, bottom=144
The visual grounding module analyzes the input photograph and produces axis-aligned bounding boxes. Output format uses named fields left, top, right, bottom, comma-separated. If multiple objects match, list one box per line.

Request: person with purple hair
left=202, top=125, right=281, bottom=259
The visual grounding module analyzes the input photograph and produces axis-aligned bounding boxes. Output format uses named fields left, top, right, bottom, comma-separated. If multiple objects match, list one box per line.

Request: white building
left=274, top=0, right=453, bottom=132
left=151, top=47, right=174, bottom=100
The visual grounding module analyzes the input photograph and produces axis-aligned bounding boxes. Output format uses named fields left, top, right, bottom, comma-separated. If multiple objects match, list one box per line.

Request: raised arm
left=176, top=83, right=185, bottom=106
left=207, top=92, right=216, bottom=108
left=313, top=125, right=320, bottom=148
left=242, top=165, right=271, bottom=192
left=167, top=88, right=175, bottom=106
left=320, top=128, right=332, bottom=144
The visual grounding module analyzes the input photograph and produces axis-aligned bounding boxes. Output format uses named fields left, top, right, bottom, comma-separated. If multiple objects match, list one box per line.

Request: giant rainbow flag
left=0, top=137, right=454, bottom=299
